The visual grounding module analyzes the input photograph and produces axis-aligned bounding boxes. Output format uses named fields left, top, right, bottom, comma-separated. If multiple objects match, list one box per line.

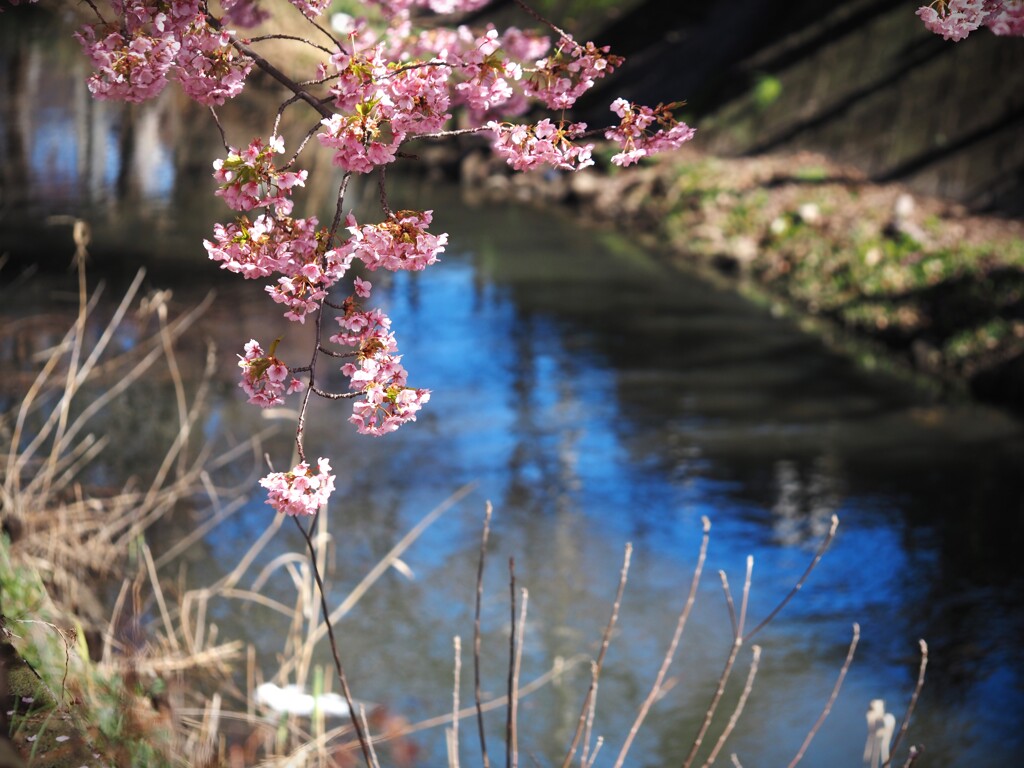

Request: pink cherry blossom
left=523, top=35, right=622, bottom=110
left=354, top=277, right=373, bottom=297
left=986, top=0, right=1024, bottom=35
left=238, top=338, right=304, bottom=407
left=75, top=25, right=180, bottom=102
left=213, top=137, right=307, bottom=215
left=260, top=458, right=336, bottom=516
left=328, top=296, right=430, bottom=436
left=916, top=0, right=987, bottom=40
left=349, top=383, right=431, bottom=436
left=604, top=99, right=695, bottom=167
left=488, top=119, right=594, bottom=171
left=175, top=17, right=253, bottom=105
left=318, top=111, right=405, bottom=174
left=288, top=0, right=331, bottom=20
left=342, top=210, right=447, bottom=272
left=221, top=0, right=270, bottom=27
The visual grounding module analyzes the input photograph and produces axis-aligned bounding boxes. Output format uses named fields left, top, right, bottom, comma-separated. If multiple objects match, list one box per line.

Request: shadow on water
left=3, top=7, right=1024, bottom=767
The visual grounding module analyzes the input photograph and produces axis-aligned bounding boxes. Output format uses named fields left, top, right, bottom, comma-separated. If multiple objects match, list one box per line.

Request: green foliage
left=943, top=318, right=1024, bottom=365
left=752, top=73, right=783, bottom=110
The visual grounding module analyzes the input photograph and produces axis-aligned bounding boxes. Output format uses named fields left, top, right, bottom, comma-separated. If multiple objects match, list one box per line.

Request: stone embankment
left=456, top=143, right=1024, bottom=412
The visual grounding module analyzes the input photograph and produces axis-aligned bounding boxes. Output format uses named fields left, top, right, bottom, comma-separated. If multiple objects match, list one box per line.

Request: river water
left=3, top=7, right=1024, bottom=767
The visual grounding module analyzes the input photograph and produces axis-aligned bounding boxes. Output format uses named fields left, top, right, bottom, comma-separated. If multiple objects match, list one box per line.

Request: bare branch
left=884, top=640, right=929, bottom=766
left=292, top=514, right=375, bottom=768
left=788, top=623, right=860, bottom=767
left=613, top=517, right=711, bottom=768
left=744, top=515, right=839, bottom=642
left=561, top=542, right=632, bottom=768
left=450, top=636, right=462, bottom=768
left=475, top=502, right=494, bottom=768
left=507, top=558, right=518, bottom=768
left=704, top=645, right=762, bottom=766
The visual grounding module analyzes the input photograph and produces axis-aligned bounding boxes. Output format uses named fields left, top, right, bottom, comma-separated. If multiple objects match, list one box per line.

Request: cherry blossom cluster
left=221, top=0, right=270, bottom=28
left=451, top=28, right=525, bottom=115
left=329, top=287, right=431, bottom=436
left=176, top=17, right=254, bottom=105
left=369, top=0, right=491, bottom=17
left=73, top=0, right=255, bottom=105
left=318, top=53, right=452, bottom=173
left=342, top=211, right=448, bottom=272
left=213, top=136, right=308, bottom=215
left=917, top=0, right=1024, bottom=40
left=74, top=17, right=181, bottom=102
left=488, top=119, right=594, bottom=171
left=238, top=338, right=304, bottom=407
left=259, top=458, right=336, bottom=516
left=524, top=35, right=623, bottom=110
left=54, top=0, right=726, bottom=514
left=289, top=0, right=332, bottom=21
left=604, top=99, right=696, bottom=167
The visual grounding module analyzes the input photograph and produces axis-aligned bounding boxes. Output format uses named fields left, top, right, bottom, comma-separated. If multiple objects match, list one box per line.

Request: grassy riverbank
left=474, top=145, right=1024, bottom=411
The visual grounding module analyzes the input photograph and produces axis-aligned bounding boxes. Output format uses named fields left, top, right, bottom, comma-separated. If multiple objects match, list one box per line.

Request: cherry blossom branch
left=81, top=0, right=106, bottom=24
left=247, top=33, right=336, bottom=56
left=378, top=166, right=391, bottom=217
left=208, top=105, right=229, bottom=151
left=229, top=35, right=335, bottom=120
left=292, top=513, right=375, bottom=767
left=293, top=297, right=329, bottom=463
left=510, top=0, right=570, bottom=39
left=310, top=386, right=358, bottom=400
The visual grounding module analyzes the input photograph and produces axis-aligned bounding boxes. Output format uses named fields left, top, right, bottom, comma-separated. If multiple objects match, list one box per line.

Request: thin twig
left=310, top=386, right=358, bottom=400
left=884, top=640, right=928, bottom=766
left=379, top=166, right=391, bottom=217
left=744, top=515, right=839, bottom=642
left=788, top=623, right=860, bottom=767
left=900, top=746, right=923, bottom=767
left=579, top=661, right=599, bottom=768
left=506, top=558, right=517, bottom=768
left=736, top=556, right=753, bottom=639
left=247, top=33, right=336, bottom=56
left=683, top=558, right=754, bottom=768
left=510, top=0, right=571, bottom=39
left=209, top=105, right=229, bottom=151
left=229, top=35, right=335, bottom=119
left=703, top=645, right=762, bottom=766
left=358, top=704, right=382, bottom=768
left=450, top=636, right=462, bottom=768
left=310, top=484, right=475, bottom=646
left=511, top=588, right=528, bottom=768
left=450, top=638, right=462, bottom=768
left=294, top=516, right=375, bottom=768
left=562, top=543, right=632, bottom=768
left=475, top=502, right=493, bottom=768
left=613, top=517, right=711, bottom=768
left=720, top=571, right=737, bottom=639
